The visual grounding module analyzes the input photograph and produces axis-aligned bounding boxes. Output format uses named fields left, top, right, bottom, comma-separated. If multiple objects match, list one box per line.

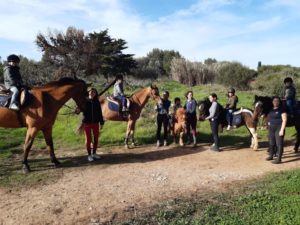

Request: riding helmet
left=228, top=87, right=235, bottom=94
left=7, top=54, right=20, bottom=63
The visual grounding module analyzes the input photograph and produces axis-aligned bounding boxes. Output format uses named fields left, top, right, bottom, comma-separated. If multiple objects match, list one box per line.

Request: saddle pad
left=232, top=114, right=242, bottom=126
left=0, top=95, right=10, bottom=107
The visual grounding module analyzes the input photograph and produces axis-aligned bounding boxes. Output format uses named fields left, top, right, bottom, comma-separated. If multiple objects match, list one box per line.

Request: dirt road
left=1, top=144, right=299, bottom=225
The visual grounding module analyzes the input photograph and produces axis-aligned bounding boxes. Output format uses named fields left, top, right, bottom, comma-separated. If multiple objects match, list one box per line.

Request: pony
left=253, top=95, right=300, bottom=152
left=99, top=85, right=161, bottom=148
left=198, top=97, right=258, bottom=150
left=0, top=77, right=88, bottom=173
left=169, top=107, right=186, bottom=146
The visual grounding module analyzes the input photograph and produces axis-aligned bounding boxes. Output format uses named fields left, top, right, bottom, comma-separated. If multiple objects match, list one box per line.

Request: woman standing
left=156, top=91, right=171, bottom=146
left=266, top=96, right=287, bottom=164
left=184, top=91, right=197, bottom=147
left=205, top=93, right=221, bottom=152
left=83, top=87, right=104, bottom=162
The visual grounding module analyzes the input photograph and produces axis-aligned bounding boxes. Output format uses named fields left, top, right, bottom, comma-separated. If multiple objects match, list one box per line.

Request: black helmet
left=116, top=74, right=123, bottom=81
left=284, top=77, right=293, bottom=84
left=7, top=54, right=20, bottom=63
left=228, top=87, right=235, bottom=94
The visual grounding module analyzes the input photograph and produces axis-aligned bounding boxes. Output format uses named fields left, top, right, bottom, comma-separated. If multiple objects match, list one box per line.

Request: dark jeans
left=268, top=124, right=284, bottom=156
left=157, top=114, right=169, bottom=140
left=226, top=109, right=234, bottom=126
left=210, top=119, right=219, bottom=147
left=186, top=112, right=197, bottom=136
left=286, top=99, right=295, bottom=115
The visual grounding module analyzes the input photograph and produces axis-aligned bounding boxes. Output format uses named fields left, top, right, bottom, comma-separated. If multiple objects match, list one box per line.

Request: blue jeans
left=226, top=109, right=234, bottom=126
left=115, top=95, right=126, bottom=108
left=9, top=86, right=20, bottom=107
left=286, top=99, right=295, bottom=115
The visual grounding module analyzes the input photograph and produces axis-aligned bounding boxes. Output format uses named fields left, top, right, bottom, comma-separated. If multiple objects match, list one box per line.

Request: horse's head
left=150, top=84, right=161, bottom=103
left=253, top=95, right=272, bottom=120
left=198, top=97, right=211, bottom=121
left=71, top=79, right=89, bottom=112
left=175, top=108, right=187, bottom=131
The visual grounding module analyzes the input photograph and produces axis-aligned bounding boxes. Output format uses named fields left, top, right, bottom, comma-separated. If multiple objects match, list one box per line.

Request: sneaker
left=163, top=140, right=168, bottom=146
left=9, top=103, right=19, bottom=111
left=226, top=125, right=232, bottom=131
left=92, top=153, right=101, bottom=159
left=157, top=140, right=161, bottom=147
left=87, top=155, right=94, bottom=162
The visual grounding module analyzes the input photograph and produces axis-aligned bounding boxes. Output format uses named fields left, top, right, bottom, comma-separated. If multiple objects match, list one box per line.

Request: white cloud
left=0, top=0, right=299, bottom=69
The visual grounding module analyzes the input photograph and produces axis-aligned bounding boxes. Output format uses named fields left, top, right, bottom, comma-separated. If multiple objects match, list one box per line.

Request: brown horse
left=0, top=77, right=88, bottom=173
left=99, top=85, right=160, bottom=148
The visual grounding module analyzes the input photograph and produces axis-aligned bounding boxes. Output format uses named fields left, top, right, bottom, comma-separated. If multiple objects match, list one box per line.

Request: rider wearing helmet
left=225, top=87, right=238, bottom=130
left=283, top=77, right=296, bottom=116
left=113, top=74, right=127, bottom=112
left=3, top=54, right=23, bottom=110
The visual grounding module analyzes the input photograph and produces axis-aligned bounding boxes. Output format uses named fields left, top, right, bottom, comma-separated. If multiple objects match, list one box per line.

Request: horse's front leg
left=130, top=121, right=137, bottom=146
left=22, top=127, right=38, bottom=173
left=125, top=120, right=133, bottom=149
left=42, top=127, right=61, bottom=167
left=249, top=127, right=258, bottom=150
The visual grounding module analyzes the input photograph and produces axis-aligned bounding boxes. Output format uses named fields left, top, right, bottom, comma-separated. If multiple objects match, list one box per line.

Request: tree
left=36, top=27, right=136, bottom=80
left=146, top=48, right=181, bottom=77
left=0, top=57, right=3, bottom=83
left=204, top=58, right=217, bottom=65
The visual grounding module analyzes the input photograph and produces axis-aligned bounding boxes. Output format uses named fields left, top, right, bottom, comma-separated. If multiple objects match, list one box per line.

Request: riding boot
left=192, top=135, right=197, bottom=147
left=272, top=146, right=283, bottom=164
left=186, top=135, right=191, bottom=145
left=266, top=145, right=274, bottom=161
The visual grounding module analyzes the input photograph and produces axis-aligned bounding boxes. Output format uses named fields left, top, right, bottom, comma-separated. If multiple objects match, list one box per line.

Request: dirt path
left=1, top=144, right=300, bottom=225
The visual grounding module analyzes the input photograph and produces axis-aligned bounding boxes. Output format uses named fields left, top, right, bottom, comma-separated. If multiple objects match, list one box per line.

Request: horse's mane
left=33, top=77, right=85, bottom=90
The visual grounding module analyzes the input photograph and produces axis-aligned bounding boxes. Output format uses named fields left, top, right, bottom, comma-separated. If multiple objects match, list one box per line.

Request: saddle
left=0, top=85, right=32, bottom=109
left=106, top=96, right=131, bottom=113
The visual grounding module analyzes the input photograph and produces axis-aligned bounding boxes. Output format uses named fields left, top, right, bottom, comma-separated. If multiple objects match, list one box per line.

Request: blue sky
left=0, top=0, right=299, bottom=69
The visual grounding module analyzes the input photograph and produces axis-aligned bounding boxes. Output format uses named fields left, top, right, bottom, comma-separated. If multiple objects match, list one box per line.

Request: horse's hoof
left=22, top=164, right=31, bottom=174
left=131, top=142, right=137, bottom=147
left=125, top=144, right=129, bottom=149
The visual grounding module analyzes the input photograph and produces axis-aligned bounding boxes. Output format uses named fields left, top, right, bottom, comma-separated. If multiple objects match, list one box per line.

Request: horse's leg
left=22, top=127, right=38, bottom=173
left=42, top=127, right=61, bottom=167
left=179, top=131, right=184, bottom=146
left=130, top=120, right=137, bottom=146
left=124, top=120, right=133, bottom=149
left=248, top=127, right=258, bottom=150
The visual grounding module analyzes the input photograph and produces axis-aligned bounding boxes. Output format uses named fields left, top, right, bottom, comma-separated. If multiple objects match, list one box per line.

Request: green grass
left=118, top=169, right=300, bottom=225
left=0, top=80, right=297, bottom=186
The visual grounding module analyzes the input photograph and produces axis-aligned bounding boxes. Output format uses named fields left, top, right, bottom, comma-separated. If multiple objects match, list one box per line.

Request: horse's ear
left=254, top=95, right=258, bottom=101
left=151, top=83, right=157, bottom=89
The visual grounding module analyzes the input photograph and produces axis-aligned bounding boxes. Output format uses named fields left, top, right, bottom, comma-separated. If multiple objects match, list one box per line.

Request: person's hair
left=272, top=96, right=281, bottom=101
left=163, top=91, right=169, bottom=96
left=185, top=91, right=193, bottom=98
left=210, top=93, right=218, bottom=99
left=174, top=97, right=181, bottom=103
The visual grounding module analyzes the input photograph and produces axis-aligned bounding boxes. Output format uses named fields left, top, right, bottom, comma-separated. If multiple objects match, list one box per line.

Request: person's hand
left=279, top=130, right=284, bottom=136
left=74, top=107, right=81, bottom=114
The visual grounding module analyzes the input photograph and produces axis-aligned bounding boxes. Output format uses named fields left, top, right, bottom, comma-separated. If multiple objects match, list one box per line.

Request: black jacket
left=4, top=65, right=23, bottom=88
left=82, top=98, right=104, bottom=125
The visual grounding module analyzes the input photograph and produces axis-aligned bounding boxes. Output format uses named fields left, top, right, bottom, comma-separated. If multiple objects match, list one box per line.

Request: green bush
left=217, top=62, right=257, bottom=90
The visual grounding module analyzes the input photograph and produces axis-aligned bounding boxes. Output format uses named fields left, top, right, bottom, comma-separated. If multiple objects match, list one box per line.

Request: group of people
left=2, top=54, right=297, bottom=164
left=154, top=89, right=239, bottom=151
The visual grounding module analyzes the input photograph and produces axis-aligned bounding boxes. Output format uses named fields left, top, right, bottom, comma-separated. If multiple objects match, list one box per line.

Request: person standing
left=184, top=91, right=197, bottom=147
left=156, top=91, right=171, bottom=147
left=3, top=54, right=23, bottom=110
left=82, top=87, right=104, bottom=162
left=266, top=96, right=287, bottom=164
left=225, top=87, right=238, bottom=130
left=205, top=93, right=221, bottom=151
